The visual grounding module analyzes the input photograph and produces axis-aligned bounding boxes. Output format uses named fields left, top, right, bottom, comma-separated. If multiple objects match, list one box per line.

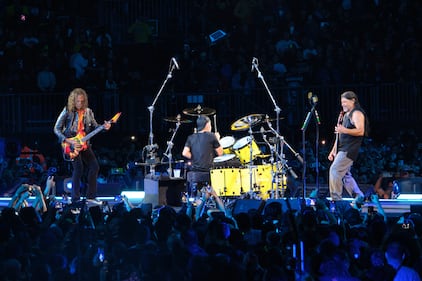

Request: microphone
left=307, top=92, right=313, bottom=104
left=251, top=57, right=258, bottom=72
left=311, top=95, right=318, bottom=105
left=171, top=57, right=180, bottom=70
left=312, top=96, right=321, bottom=125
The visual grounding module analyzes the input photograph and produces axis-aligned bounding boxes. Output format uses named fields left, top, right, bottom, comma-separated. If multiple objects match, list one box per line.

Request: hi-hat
left=163, top=116, right=192, bottom=123
left=183, top=105, right=216, bottom=116
left=230, top=114, right=264, bottom=131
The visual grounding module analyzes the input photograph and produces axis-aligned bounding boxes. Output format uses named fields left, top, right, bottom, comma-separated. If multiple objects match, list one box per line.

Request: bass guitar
left=334, top=110, right=344, bottom=154
left=62, top=112, right=121, bottom=161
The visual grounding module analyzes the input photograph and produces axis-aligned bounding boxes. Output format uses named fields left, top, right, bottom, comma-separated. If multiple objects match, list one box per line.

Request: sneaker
left=87, top=198, right=103, bottom=205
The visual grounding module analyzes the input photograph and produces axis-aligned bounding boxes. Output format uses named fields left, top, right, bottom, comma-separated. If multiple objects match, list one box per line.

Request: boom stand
left=300, top=100, right=320, bottom=203
left=145, top=58, right=178, bottom=176
left=251, top=58, right=282, bottom=135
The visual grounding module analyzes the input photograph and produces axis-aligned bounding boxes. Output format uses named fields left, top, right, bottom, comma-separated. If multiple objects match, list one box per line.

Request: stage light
left=63, top=178, right=73, bottom=193
left=120, top=191, right=145, bottom=205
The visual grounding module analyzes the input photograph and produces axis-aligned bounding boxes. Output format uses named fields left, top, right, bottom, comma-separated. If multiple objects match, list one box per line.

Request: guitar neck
left=81, top=124, right=105, bottom=142
left=335, top=111, right=344, bottom=150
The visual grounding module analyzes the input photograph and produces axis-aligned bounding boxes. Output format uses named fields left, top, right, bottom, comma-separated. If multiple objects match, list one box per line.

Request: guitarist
left=328, top=91, right=369, bottom=205
left=54, top=88, right=111, bottom=205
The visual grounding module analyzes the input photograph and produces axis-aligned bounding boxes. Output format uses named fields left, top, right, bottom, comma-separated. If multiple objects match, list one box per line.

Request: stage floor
left=1, top=195, right=422, bottom=219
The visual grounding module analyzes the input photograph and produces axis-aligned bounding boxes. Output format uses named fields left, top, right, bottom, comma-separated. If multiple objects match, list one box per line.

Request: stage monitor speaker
left=97, top=183, right=124, bottom=196
left=410, top=205, right=422, bottom=215
left=264, top=198, right=302, bottom=213
left=232, top=199, right=265, bottom=216
left=396, top=178, right=422, bottom=194
left=144, top=178, right=186, bottom=207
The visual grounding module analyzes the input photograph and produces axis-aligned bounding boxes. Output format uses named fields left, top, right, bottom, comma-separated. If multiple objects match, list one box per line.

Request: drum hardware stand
left=145, top=57, right=179, bottom=177
left=265, top=118, right=303, bottom=198
left=162, top=114, right=182, bottom=178
left=247, top=118, right=259, bottom=199
left=300, top=93, right=321, bottom=203
left=262, top=132, right=278, bottom=199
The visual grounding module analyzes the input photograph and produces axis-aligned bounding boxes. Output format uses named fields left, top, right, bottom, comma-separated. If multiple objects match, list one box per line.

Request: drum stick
left=213, top=114, right=218, bottom=133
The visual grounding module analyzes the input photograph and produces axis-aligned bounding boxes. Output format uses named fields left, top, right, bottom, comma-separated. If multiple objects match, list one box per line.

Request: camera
left=97, top=247, right=105, bottom=263
left=47, top=167, right=57, bottom=177
left=55, top=201, right=63, bottom=209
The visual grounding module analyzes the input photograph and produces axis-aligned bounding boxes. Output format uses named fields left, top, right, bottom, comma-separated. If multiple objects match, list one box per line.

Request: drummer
left=182, top=115, right=223, bottom=199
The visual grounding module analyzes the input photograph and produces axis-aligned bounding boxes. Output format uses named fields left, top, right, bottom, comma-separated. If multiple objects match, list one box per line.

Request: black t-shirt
left=184, top=132, right=220, bottom=172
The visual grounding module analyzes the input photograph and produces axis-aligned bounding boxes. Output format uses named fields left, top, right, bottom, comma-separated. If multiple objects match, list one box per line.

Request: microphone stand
left=251, top=58, right=282, bottom=135
left=300, top=99, right=320, bottom=204
left=146, top=58, right=178, bottom=176
left=162, top=115, right=181, bottom=178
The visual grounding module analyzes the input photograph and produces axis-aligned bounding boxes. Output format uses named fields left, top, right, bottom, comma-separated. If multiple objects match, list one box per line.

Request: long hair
left=67, top=88, right=88, bottom=112
left=341, top=90, right=370, bottom=136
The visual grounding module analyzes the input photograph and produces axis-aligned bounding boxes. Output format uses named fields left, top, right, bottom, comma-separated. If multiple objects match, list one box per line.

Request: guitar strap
left=77, top=110, right=88, bottom=150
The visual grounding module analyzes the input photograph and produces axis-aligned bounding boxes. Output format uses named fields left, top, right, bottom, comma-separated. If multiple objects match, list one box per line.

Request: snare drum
left=232, top=136, right=261, bottom=164
left=213, top=154, right=240, bottom=168
left=219, top=136, right=235, bottom=154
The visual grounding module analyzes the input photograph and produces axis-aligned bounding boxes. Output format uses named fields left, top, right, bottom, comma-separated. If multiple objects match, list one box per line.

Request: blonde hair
left=67, top=88, right=88, bottom=112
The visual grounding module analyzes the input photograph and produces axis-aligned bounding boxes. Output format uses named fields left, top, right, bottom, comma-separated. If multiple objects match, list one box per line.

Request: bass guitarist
left=54, top=88, right=112, bottom=205
left=328, top=91, right=368, bottom=206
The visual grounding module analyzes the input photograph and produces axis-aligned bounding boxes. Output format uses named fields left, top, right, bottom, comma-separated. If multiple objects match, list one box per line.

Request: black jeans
left=71, top=147, right=100, bottom=200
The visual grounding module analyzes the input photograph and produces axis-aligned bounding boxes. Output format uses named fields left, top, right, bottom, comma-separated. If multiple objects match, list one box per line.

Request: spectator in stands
left=128, top=17, right=153, bottom=44
left=36, top=62, right=56, bottom=92
left=68, top=45, right=88, bottom=81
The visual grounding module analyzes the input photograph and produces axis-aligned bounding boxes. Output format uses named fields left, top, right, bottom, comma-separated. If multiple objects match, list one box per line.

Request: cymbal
left=256, top=154, right=271, bottom=158
left=183, top=105, right=216, bottom=116
left=230, top=114, right=264, bottom=131
left=264, top=116, right=285, bottom=122
left=163, top=116, right=192, bottom=123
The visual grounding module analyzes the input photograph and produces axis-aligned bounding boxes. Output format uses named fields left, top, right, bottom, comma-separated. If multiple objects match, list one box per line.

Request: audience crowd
left=0, top=0, right=421, bottom=94
left=1, top=174, right=422, bottom=281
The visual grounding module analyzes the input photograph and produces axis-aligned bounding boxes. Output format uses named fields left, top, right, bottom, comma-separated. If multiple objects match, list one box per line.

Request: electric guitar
left=62, top=112, right=121, bottom=161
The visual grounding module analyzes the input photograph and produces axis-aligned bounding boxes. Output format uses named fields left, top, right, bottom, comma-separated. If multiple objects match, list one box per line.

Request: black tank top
left=338, top=109, right=364, bottom=161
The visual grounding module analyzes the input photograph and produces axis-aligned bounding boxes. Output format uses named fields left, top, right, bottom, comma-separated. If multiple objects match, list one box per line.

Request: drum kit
left=209, top=112, right=289, bottom=200
left=164, top=105, right=291, bottom=200
left=140, top=103, right=297, bottom=201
